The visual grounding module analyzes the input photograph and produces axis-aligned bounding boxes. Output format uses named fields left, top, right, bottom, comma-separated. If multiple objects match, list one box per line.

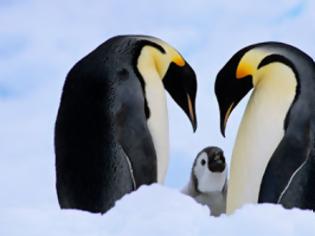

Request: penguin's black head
left=136, top=37, right=197, bottom=132
left=215, top=46, right=254, bottom=137
left=215, top=42, right=300, bottom=136
left=163, top=61, right=197, bottom=132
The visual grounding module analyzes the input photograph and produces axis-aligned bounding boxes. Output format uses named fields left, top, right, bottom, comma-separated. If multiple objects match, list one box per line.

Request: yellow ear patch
left=173, top=55, right=185, bottom=67
left=236, top=49, right=270, bottom=79
left=137, top=38, right=187, bottom=80
left=155, top=40, right=185, bottom=67
left=236, top=62, right=254, bottom=79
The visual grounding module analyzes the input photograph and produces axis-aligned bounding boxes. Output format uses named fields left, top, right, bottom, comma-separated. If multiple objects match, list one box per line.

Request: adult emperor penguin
left=182, top=146, right=227, bottom=216
left=55, top=35, right=197, bottom=213
left=215, top=42, right=315, bottom=214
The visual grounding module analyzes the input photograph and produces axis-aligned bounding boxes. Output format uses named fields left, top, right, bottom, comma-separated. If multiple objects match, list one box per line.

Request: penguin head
left=136, top=37, right=197, bottom=131
left=192, top=146, right=227, bottom=193
left=215, top=42, right=301, bottom=136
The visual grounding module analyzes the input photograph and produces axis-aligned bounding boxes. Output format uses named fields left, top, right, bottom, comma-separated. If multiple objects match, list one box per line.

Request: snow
left=1, top=184, right=315, bottom=236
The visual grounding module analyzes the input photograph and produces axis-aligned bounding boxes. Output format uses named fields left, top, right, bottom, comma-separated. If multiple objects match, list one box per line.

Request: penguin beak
left=208, top=151, right=226, bottom=173
left=187, top=94, right=197, bottom=132
left=163, top=62, right=197, bottom=132
left=215, top=70, right=253, bottom=137
left=219, top=102, right=236, bottom=137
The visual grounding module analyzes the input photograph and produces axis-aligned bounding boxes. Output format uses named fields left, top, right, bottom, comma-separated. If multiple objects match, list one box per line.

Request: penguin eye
left=201, top=159, right=206, bottom=166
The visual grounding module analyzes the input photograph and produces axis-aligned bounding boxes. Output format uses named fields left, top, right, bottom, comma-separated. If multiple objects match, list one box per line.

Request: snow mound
left=103, top=184, right=315, bottom=236
left=1, top=184, right=315, bottom=236
left=103, top=184, right=210, bottom=235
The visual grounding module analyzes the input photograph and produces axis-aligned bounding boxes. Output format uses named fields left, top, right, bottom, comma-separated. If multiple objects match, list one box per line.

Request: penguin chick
left=182, top=146, right=227, bottom=216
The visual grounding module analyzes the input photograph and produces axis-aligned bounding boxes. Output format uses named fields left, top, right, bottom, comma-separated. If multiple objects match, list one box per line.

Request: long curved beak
left=187, top=94, right=197, bottom=132
left=220, top=102, right=235, bottom=137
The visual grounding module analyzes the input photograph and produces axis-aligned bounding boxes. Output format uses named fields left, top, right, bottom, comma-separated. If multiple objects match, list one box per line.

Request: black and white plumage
left=55, top=35, right=197, bottom=213
left=182, top=147, right=227, bottom=216
left=215, top=42, right=315, bottom=214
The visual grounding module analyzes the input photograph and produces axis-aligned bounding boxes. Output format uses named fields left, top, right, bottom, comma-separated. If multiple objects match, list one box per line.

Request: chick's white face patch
left=194, top=152, right=227, bottom=193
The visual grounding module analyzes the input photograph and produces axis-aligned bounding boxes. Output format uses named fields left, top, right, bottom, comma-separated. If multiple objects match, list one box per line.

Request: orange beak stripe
left=223, top=102, right=234, bottom=131
left=187, top=94, right=195, bottom=123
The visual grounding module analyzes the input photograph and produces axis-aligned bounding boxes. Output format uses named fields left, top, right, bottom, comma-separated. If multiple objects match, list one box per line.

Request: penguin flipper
left=115, top=106, right=157, bottom=188
left=113, top=68, right=158, bottom=188
left=276, top=148, right=315, bottom=210
left=259, top=121, right=315, bottom=210
left=98, top=144, right=136, bottom=213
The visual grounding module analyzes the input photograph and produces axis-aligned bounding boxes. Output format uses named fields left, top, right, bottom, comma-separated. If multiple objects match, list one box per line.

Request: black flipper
left=113, top=67, right=157, bottom=188
left=277, top=147, right=315, bottom=210
left=259, top=120, right=315, bottom=210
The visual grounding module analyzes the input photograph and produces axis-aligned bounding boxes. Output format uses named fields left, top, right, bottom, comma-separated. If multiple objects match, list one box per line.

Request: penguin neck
left=137, top=51, right=169, bottom=183
left=227, top=64, right=297, bottom=214
left=144, top=74, right=169, bottom=183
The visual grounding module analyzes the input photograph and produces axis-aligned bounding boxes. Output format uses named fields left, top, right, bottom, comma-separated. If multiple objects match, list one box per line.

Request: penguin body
left=182, top=147, right=227, bottom=216
left=215, top=42, right=315, bottom=213
left=55, top=35, right=197, bottom=213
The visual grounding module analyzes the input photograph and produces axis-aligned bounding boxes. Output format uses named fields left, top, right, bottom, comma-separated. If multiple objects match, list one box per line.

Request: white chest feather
left=227, top=64, right=297, bottom=213
left=145, top=79, right=169, bottom=183
left=137, top=46, right=171, bottom=184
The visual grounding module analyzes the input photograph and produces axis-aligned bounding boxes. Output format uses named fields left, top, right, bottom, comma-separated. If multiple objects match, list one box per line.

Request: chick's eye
left=201, top=159, right=206, bottom=166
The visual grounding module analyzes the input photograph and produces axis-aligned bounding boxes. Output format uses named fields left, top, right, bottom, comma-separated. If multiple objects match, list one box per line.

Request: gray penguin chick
left=182, top=146, right=227, bottom=216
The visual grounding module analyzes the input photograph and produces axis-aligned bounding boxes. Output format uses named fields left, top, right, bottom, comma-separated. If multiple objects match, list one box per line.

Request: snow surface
left=2, top=184, right=315, bottom=236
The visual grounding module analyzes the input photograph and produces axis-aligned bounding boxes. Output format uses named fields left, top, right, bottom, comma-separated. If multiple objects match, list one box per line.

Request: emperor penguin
left=182, top=146, right=227, bottom=216
left=55, top=35, right=197, bottom=213
left=215, top=42, right=315, bottom=214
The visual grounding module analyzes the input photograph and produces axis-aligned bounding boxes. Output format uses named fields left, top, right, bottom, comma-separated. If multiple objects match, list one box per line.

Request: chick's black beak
left=208, top=149, right=226, bottom=173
